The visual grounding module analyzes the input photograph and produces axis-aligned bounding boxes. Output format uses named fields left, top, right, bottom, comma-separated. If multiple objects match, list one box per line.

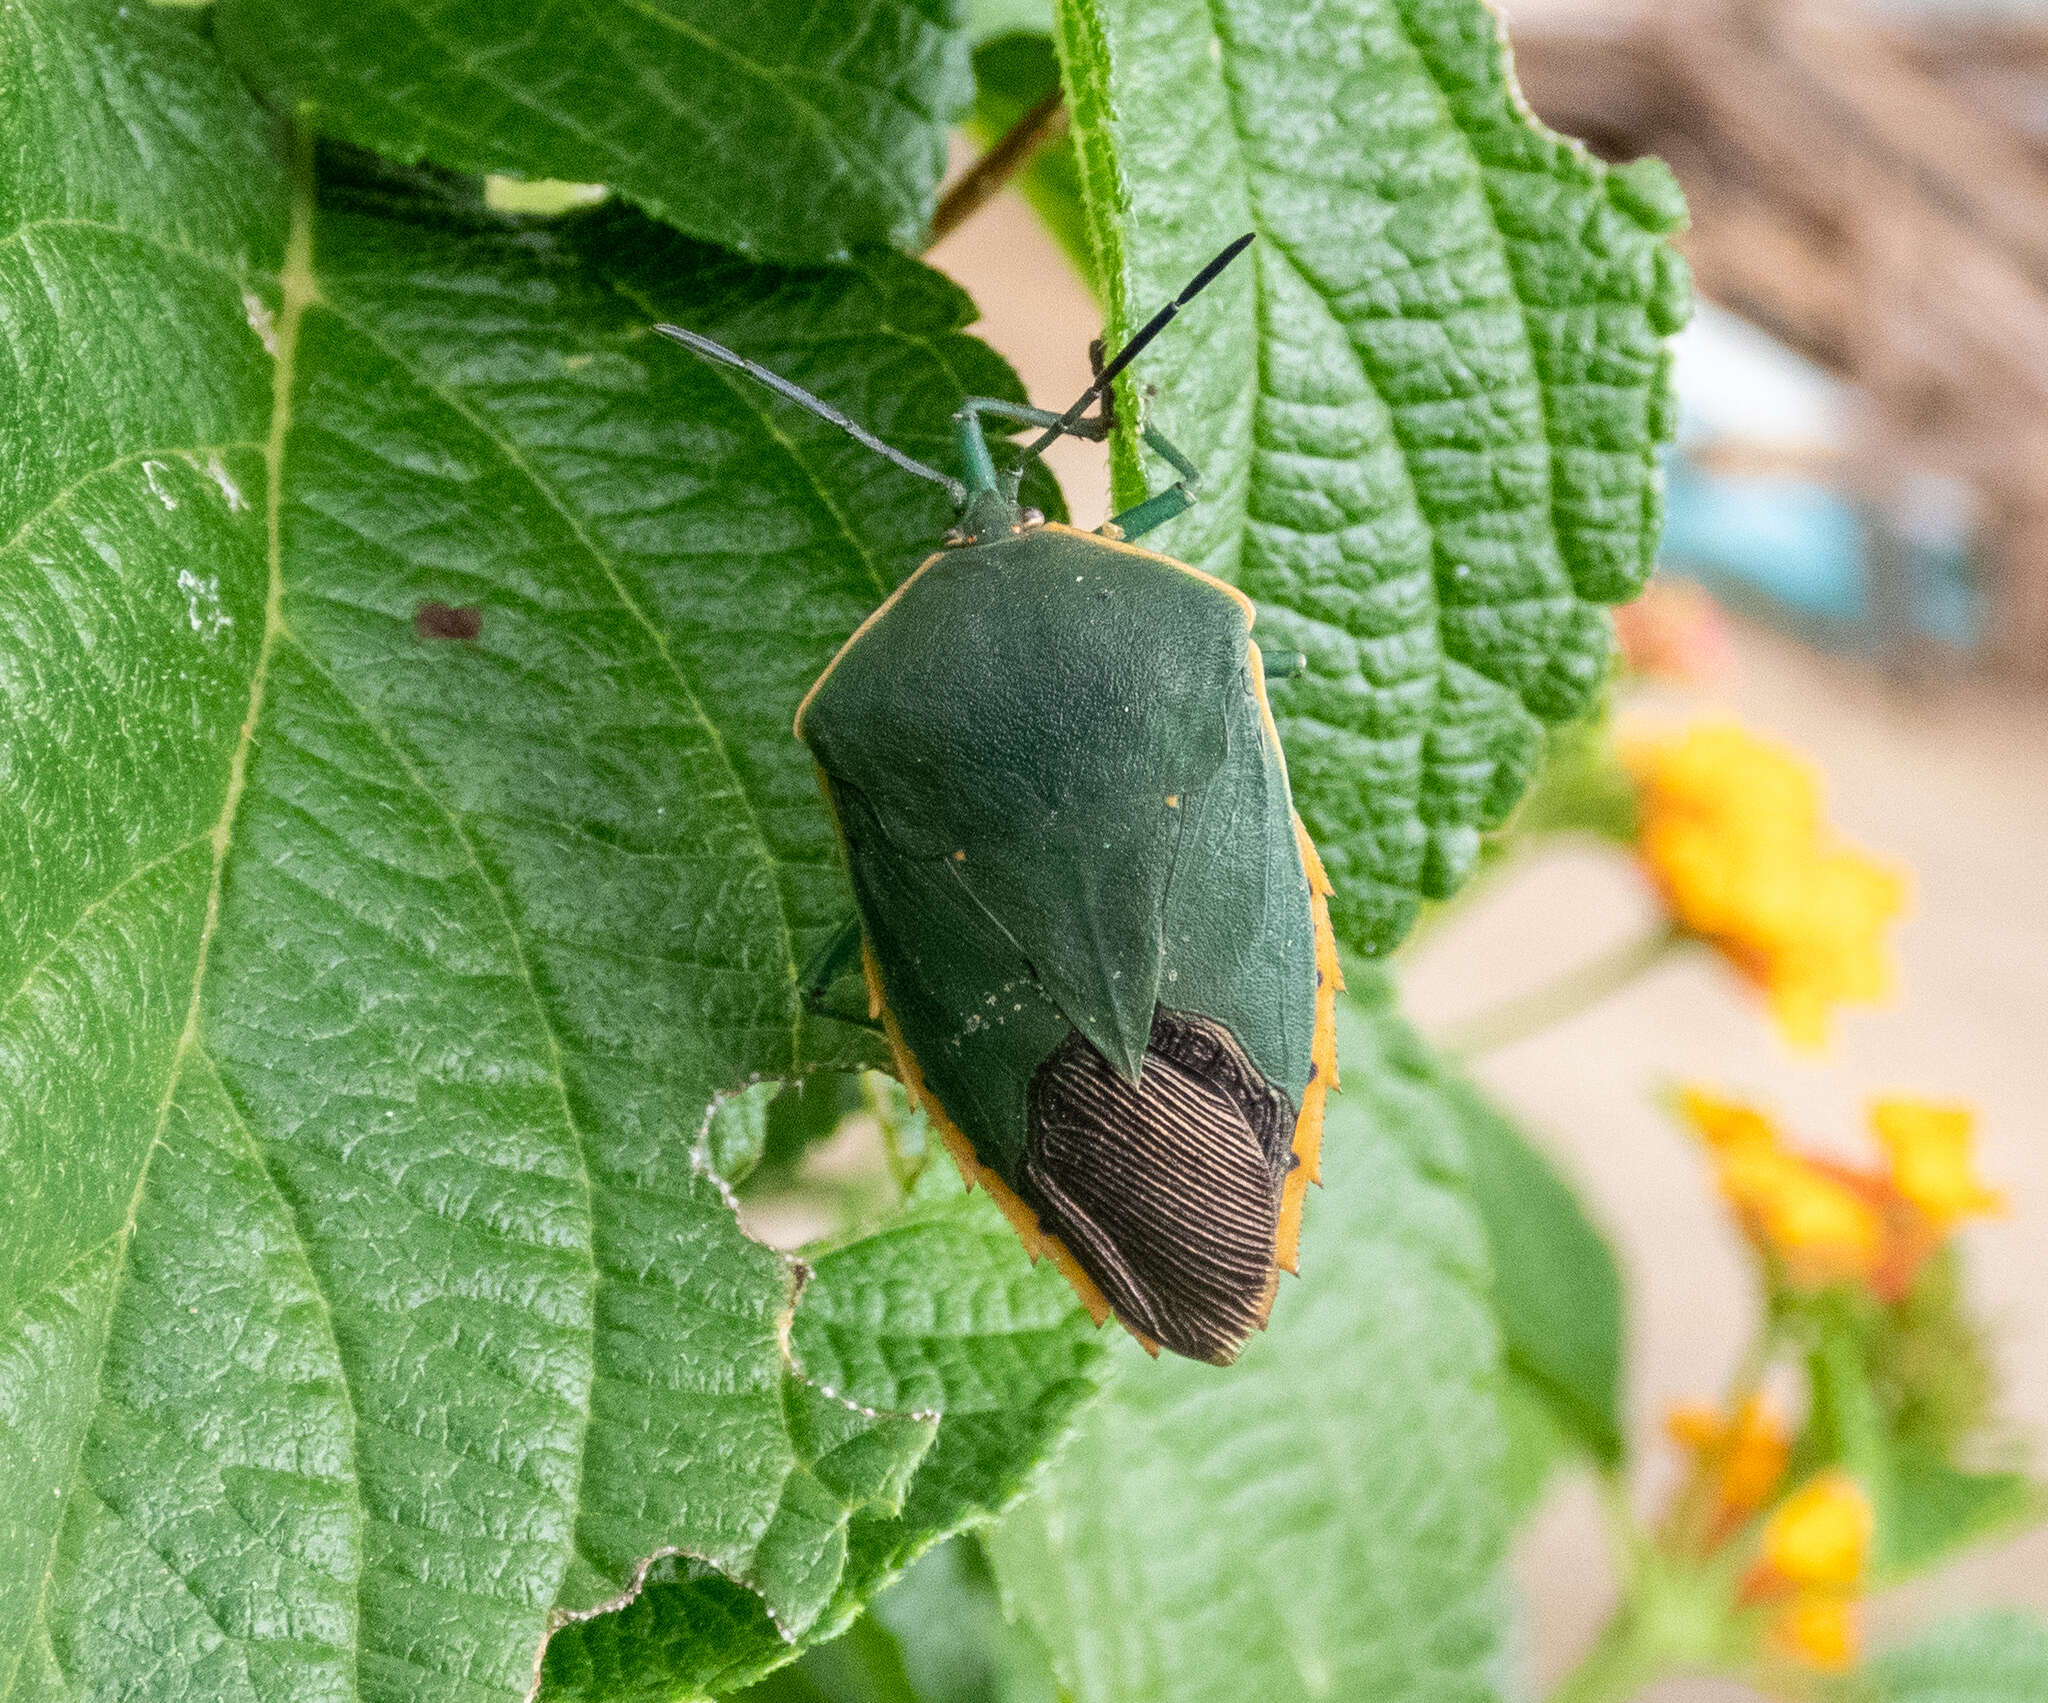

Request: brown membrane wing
left=1023, top=1008, right=1295, bottom=1366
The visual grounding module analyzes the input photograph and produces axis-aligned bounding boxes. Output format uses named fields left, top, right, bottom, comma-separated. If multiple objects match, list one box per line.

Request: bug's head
left=949, top=485, right=1032, bottom=545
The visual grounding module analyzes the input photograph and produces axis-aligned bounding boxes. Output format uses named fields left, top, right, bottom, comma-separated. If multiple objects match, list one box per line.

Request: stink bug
left=657, top=235, right=1339, bottom=1365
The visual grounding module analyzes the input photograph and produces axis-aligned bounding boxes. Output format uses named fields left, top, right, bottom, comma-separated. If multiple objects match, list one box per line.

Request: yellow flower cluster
left=1678, top=1088, right=2001, bottom=1297
left=1747, top=1471, right=1874, bottom=1671
left=1626, top=721, right=1907, bottom=1048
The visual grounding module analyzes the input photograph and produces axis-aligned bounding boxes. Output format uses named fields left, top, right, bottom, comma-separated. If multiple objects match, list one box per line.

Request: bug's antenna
left=1014, top=232, right=1254, bottom=472
left=655, top=324, right=967, bottom=506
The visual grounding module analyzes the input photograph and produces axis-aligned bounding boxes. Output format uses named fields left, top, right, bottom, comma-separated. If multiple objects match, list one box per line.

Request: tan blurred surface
left=932, top=189, right=2048, bottom=1700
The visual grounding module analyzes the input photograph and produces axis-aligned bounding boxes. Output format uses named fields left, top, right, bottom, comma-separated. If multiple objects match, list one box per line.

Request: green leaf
left=737, top=1536, right=1062, bottom=1703
left=1053, top=0, right=1690, bottom=953
left=870, top=1537, right=1062, bottom=1703
left=738, top=1615, right=924, bottom=1703
left=213, top=0, right=972, bottom=264
left=967, top=0, right=1054, bottom=45
left=966, top=35, right=1097, bottom=291
left=542, top=1169, right=1106, bottom=1698
left=1497, top=1368, right=1576, bottom=1523
left=1452, top=1081, right=1625, bottom=1464
left=1, top=3, right=1077, bottom=1696
left=1881, top=1444, right=2040, bottom=1580
left=708, top=1082, right=783, bottom=1187
left=986, top=980, right=1509, bottom=1703
left=1861, top=1611, right=2048, bottom=1703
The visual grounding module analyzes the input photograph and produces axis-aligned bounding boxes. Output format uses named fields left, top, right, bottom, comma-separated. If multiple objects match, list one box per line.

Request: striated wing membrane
left=1026, top=1009, right=1293, bottom=1364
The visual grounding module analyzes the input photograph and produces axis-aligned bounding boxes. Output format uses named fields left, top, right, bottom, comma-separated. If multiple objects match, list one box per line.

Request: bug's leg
left=1102, top=423, right=1202, bottom=542
left=1090, top=338, right=1117, bottom=432
left=799, top=914, right=884, bottom=1032
left=961, top=396, right=1107, bottom=516
left=958, top=396, right=1110, bottom=442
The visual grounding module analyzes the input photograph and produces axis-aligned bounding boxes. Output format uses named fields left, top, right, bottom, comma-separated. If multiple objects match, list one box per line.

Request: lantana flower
left=1677, top=1087, right=2001, bottom=1300
left=1626, top=720, right=1907, bottom=1049
left=1679, top=1088, right=1884, bottom=1289
left=1745, top=1471, right=1874, bottom=1671
left=1666, top=1395, right=1790, bottom=1529
left=1870, top=1098, right=2005, bottom=1233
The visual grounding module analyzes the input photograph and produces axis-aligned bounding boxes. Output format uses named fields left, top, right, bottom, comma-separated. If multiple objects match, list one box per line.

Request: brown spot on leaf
left=415, top=601, right=483, bottom=641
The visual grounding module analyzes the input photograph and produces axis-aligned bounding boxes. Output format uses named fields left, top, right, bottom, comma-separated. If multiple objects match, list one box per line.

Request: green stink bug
left=657, top=236, right=1339, bottom=1365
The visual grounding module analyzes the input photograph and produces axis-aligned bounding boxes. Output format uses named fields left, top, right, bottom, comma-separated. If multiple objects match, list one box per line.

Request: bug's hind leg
left=1102, top=424, right=1202, bottom=542
left=799, top=914, right=883, bottom=1032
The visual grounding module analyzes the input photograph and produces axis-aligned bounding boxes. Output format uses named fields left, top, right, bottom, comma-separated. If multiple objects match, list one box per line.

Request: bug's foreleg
left=1102, top=424, right=1202, bottom=542
left=798, top=914, right=884, bottom=1032
left=959, top=396, right=1112, bottom=442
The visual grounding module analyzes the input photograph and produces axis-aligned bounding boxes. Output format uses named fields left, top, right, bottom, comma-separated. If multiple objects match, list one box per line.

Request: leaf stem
left=926, top=87, right=1069, bottom=248
left=1434, top=922, right=1685, bottom=1061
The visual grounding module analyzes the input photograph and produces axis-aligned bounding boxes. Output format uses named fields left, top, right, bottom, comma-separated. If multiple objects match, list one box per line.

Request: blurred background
left=922, top=2, right=2048, bottom=1694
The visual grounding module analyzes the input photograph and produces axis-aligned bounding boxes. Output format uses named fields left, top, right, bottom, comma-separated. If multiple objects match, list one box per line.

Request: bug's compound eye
left=1019, top=507, right=1045, bottom=529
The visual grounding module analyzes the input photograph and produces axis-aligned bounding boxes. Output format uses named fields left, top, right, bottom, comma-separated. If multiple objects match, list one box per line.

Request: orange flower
left=1627, top=721, right=1907, bottom=1049
left=1676, top=1085, right=1778, bottom=1158
left=1667, top=1395, right=1790, bottom=1522
left=1747, top=1472, right=1873, bottom=1671
left=1679, top=1087, right=2000, bottom=1302
left=1678, top=1088, right=1884, bottom=1288
left=1871, top=1098, right=2004, bottom=1233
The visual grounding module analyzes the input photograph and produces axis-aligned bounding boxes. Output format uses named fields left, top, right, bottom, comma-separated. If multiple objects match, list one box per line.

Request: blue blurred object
left=1662, top=459, right=1867, bottom=625
left=1657, top=305, right=1986, bottom=652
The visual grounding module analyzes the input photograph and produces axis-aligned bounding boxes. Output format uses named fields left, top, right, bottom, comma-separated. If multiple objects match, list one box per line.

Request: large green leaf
left=1054, top=0, right=1690, bottom=953
left=986, top=981, right=1509, bottom=1703
left=214, top=0, right=971, bottom=264
left=1862, top=1611, right=2048, bottom=1703
left=0, top=4, right=1082, bottom=1697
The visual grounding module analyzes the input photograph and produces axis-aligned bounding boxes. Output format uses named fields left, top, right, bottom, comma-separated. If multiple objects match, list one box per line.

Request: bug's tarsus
left=1089, top=338, right=1117, bottom=432
left=654, top=324, right=967, bottom=506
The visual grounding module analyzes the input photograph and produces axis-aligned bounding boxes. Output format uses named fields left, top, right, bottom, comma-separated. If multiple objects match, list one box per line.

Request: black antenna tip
left=1176, top=232, right=1255, bottom=305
